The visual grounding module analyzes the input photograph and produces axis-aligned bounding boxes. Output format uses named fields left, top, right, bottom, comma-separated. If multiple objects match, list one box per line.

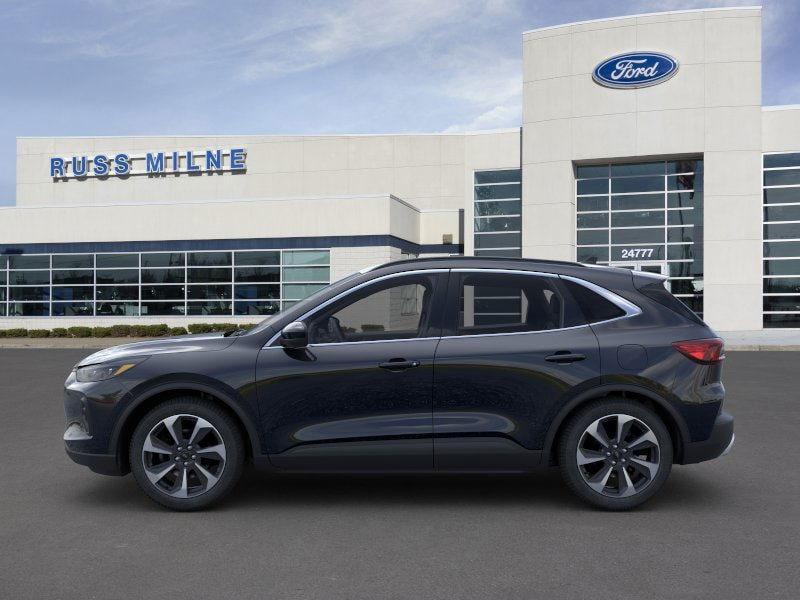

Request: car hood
left=77, top=333, right=237, bottom=366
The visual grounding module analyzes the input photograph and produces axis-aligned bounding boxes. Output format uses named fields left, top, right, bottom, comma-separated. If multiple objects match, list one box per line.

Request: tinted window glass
left=141, top=253, right=185, bottom=267
left=234, top=251, right=279, bottom=266
left=474, top=170, right=520, bottom=184
left=9, top=255, right=48, bottom=269
left=638, top=281, right=705, bottom=325
left=52, top=254, right=93, bottom=269
left=188, top=252, right=231, bottom=266
left=96, top=254, right=138, bottom=268
left=474, top=184, right=521, bottom=200
left=562, top=280, right=625, bottom=323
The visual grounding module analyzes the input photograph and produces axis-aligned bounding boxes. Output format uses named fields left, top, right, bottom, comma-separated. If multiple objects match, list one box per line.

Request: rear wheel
left=558, top=398, right=673, bottom=510
left=130, top=398, right=245, bottom=511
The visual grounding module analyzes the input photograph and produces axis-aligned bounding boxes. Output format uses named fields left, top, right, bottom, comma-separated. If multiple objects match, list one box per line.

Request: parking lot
left=0, top=349, right=797, bottom=599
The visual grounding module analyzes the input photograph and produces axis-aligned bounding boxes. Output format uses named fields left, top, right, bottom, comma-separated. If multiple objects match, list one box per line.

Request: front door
left=255, top=271, right=447, bottom=471
left=432, top=270, right=602, bottom=471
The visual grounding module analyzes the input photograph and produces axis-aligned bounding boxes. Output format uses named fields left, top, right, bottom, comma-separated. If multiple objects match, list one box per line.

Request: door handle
left=379, top=359, right=421, bottom=372
left=545, top=352, right=586, bottom=364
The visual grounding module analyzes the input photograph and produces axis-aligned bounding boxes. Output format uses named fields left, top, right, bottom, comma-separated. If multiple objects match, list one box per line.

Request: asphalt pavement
left=0, top=349, right=797, bottom=599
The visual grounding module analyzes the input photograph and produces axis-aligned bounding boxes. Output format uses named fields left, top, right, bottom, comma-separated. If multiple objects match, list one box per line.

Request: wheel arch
left=543, top=384, right=689, bottom=466
left=112, top=379, right=261, bottom=474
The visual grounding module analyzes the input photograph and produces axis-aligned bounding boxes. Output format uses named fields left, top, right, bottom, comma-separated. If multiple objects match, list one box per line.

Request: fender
left=541, top=383, right=690, bottom=464
left=111, top=374, right=263, bottom=461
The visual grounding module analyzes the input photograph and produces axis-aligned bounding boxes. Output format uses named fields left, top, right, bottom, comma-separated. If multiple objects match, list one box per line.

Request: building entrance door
left=611, top=261, right=669, bottom=289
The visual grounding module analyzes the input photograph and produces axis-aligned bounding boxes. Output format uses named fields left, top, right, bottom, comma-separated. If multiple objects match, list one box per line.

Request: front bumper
left=681, top=410, right=735, bottom=464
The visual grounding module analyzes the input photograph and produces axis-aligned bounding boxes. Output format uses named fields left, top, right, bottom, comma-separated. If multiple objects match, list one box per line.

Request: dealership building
left=2, top=5, right=799, bottom=332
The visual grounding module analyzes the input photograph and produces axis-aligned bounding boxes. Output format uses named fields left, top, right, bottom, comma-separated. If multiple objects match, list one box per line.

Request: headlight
left=75, top=359, right=146, bottom=383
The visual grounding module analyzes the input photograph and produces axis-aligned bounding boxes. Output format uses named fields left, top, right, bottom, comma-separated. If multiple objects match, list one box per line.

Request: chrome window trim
left=265, top=269, right=449, bottom=347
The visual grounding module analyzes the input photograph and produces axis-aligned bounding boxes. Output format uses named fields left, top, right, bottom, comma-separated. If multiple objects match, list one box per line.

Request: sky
left=1, top=0, right=799, bottom=206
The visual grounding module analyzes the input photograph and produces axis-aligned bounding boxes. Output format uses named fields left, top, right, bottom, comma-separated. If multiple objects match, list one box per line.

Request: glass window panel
left=764, top=259, right=800, bottom=276
left=577, top=246, right=609, bottom=263
left=234, top=266, right=280, bottom=283
left=96, top=269, right=138, bottom=284
left=96, top=254, right=138, bottom=268
left=667, top=174, right=699, bottom=191
left=763, top=188, right=800, bottom=204
left=668, top=262, right=695, bottom=277
left=763, top=296, right=800, bottom=312
left=474, top=170, right=521, bottom=184
left=764, top=170, right=800, bottom=187
left=9, top=270, right=49, bottom=285
left=611, top=194, right=663, bottom=210
left=764, top=153, right=800, bottom=168
left=96, top=286, right=139, bottom=301
left=764, top=314, right=800, bottom=328
left=667, top=227, right=694, bottom=243
left=611, top=176, right=663, bottom=194
left=283, top=283, right=327, bottom=300
left=764, top=205, right=800, bottom=222
left=764, top=241, right=800, bottom=258
left=10, top=287, right=49, bottom=301
left=577, top=230, right=608, bottom=245
left=282, top=266, right=330, bottom=282
left=52, top=302, right=93, bottom=317
left=576, top=165, right=609, bottom=178
left=669, top=279, right=702, bottom=295
left=141, top=302, right=185, bottom=316
left=474, top=249, right=523, bottom=258
left=667, top=191, right=701, bottom=209
left=668, top=209, right=700, bottom=226
left=8, top=302, right=49, bottom=316
left=763, top=278, right=800, bottom=294
left=667, top=160, right=702, bottom=174
left=52, top=270, right=93, bottom=285
left=53, top=286, right=94, bottom=301
left=187, top=284, right=232, bottom=300
left=577, top=179, right=608, bottom=195
left=474, top=216, right=521, bottom=233
left=764, top=223, right=800, bottom=240
left=283, top=250, right=329, bottom=266
left=9, top=255, right=49, bottom=269
left=186, top=301, right=232, bottom=316
left=577, top=196, right=608, bottom=212
left=0, top=255, right=6, bottom=269
left=0, top=288, right=5, bottom=302
left=234, top=251, right=280, bottom=266
left=611, top=245, right=665, bottom=261
left=235, top=301, right=281, bottom=316
left=96, top=302, right=139, bottom=316
left=52, top=254, right=93, bottom=269
left=667, top=244, right=694, bottom=260
left=611, top=162, right=664, bottom=177
left=611, top=210, right=664, bottom=228
left=234, top=284, right=280, bottom=300
left=611, top=228, right=664, bottom=244
left=141, top=253, right=185, bottom=268
left=577, top=213, right=609, bottom=229
left=474, top=232, right=521, bottom=249
left=142, top=268, right=185, bottom=284
left=474, top=184, right=521, bottom=200
left=187, top=251, right=231, bottom=266
left=474, top=200, right=521, bottom=216
left=0, top=271, right=5, bottom=285
left=187, top=267, right=231, bottom=283
left=141, top=285, right=185, bottom=300
left=0, top=304, right=5, bottom=316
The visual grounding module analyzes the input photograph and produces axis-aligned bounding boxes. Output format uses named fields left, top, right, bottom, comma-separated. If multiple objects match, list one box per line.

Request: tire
left=129, top=397, right=245, bottom=511
left=558, top=398, right=673, bottom=510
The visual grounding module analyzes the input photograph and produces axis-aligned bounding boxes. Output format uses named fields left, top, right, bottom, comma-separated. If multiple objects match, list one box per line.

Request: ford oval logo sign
left=593, top=52, right=678, bottom=89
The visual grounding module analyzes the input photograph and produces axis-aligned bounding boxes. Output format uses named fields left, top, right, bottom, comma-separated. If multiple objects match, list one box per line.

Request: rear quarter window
left=638, top=280, right=706, bottom=325
left=561, top=280, right=626, bottom=323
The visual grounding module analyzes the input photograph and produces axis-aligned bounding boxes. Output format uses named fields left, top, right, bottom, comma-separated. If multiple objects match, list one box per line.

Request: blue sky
left=2, top=0, right=798, bottom=206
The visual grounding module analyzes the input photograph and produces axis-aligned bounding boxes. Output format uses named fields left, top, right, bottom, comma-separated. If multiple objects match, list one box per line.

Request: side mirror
left=279, top=321, right=308, bottom=349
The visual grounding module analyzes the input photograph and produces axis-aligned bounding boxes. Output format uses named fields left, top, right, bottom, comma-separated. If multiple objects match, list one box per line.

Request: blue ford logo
left=593, top=52, right=678, bottom=89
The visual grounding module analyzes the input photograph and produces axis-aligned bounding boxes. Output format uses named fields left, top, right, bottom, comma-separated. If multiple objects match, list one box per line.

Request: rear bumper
left=681, top=410, right=734, bottom=464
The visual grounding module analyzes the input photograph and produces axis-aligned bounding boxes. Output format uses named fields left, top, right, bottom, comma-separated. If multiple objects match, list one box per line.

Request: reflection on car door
left=255, top=271, right=447, bottom=471
left=433, top=270, right=602, bottom=470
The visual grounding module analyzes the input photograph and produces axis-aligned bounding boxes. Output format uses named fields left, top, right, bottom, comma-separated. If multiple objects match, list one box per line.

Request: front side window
left=310, top=276, right=434, bottom=344
left=454, top=272, right=583, bottom=335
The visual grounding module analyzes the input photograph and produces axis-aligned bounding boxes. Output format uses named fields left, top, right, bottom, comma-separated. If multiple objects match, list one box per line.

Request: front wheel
left=558, top=398, right=673, bottom=510
left=130, top=398, right=245, bottom=511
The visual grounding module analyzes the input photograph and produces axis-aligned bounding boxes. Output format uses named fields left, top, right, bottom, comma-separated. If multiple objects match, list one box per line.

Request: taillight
left=672, top=338, right=725, bottom=364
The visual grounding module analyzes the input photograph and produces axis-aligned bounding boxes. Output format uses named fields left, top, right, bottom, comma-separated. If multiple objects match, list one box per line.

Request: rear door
left=432, top=269, right=602, bottom=470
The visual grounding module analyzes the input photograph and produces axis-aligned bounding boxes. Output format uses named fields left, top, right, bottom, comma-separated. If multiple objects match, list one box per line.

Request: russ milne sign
left=592, top=52, right=678, bottom=89
left=50, top=148, right=246, bottom=179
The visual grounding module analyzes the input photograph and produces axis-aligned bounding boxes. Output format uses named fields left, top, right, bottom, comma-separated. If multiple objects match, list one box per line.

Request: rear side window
left=561, top=280, right=626, bottom=323
left=454, top=272, right=584, bottom=335
left=638, top=280, right=705, bottom=325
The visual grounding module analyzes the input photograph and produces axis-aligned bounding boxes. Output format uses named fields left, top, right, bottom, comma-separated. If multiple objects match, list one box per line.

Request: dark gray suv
left=63, top=257, right=734, bottom=510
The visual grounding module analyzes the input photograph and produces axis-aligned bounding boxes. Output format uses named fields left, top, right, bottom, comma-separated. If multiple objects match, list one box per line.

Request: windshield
left=244, top=271, right=363, bottom=336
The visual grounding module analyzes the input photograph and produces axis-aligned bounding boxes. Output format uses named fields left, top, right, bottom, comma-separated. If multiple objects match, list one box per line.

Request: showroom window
left=575, top=159, right=704, bottom=316
left=763, top=152, right=800, bottom=328
left=474, top=169, right=522, bottom=258
left=0, top=249, right=330, bottom=317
